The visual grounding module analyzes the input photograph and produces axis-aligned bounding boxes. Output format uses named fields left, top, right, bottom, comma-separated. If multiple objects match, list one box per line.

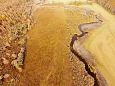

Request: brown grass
left=18, top=5, right=95, bottom=86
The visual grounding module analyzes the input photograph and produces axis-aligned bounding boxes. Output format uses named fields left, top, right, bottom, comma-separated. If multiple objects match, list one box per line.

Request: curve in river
left=70, top=14, right=108, bottom=86
left=79, top=3, right=115, bottom=86
left=83, top=3, right=115, bottom=86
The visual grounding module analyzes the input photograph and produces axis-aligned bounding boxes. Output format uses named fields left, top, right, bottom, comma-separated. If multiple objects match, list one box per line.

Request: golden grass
left=82, top=3, right=115, bottom=86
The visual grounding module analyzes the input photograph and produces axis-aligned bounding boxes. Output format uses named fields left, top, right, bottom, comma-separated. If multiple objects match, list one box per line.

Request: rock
left=11, top=53, right=17, bottom=59
left=2, top=58, right=9, bottom=65
left=10, top=79, right=14, bottom=82
left=11, top=60, right=22, bottom=72
left=16, top=47, right=25, bottom=65
left=11, top=47, right=25, bottom=72
left=18, top=38, right=26, bottom=45
left=6, top=53, right=10, bottom=56
left=17, top=67, right=22, bottom=72
left=20, top=47, right=25, bottom=52
left=3, top=74, right=10, bottom=79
